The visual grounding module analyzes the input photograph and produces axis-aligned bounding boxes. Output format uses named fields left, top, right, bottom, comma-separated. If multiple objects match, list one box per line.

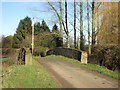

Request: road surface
left=36, top=57, right=118, bottom=88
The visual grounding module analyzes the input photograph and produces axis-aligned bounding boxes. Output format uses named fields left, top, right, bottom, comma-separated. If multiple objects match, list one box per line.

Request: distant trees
left=52, top=24, right=59, bottom=33
left=34, top=22, right=41, bottom=35
left=1, top=35, right=13, bottom=48
left=10, top=16, right=62, bottom=48
left=40, top=20, right=50, bottom=32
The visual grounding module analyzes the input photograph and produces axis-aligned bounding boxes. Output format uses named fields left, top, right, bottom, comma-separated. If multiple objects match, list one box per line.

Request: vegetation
left=1, top=36, right=13, bottom=48
left=13, top=16, right=32, bottom=48
left=0, top=57, right=11, bottom=61
left=46, top=55, right=120, bottom=79
left=90, top=45, right=120, bottom=71
left=33, top=46, right=48, bottom=56
left=1, top=1, right=119, bottom=87
left=2, top=58, right=58, bottom=88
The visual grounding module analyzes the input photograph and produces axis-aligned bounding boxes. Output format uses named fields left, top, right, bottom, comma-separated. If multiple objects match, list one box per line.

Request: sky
left=0, top=1, right=93, bottom=44
left=1, top=2, right=54, bottom=36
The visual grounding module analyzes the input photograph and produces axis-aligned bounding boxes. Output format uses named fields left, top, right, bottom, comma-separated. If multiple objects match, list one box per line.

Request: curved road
left=36, top=57, right=118, bottom=88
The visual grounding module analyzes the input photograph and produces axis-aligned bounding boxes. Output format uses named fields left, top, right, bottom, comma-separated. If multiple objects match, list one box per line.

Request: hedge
left=88, top=45, right=120, bottom=71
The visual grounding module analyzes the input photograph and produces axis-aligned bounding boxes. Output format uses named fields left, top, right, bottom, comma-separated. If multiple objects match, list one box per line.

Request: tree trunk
left=74, top=0, right=76, bottom=48
left=65, top=0, right=70, bottom=48
left=87, top=1, right=91, bottom=54
left=60, top=0, right=63, bottom=38
left=92, top=1, right=95, bottom=45
left=80, top=2, right=84, bottom=50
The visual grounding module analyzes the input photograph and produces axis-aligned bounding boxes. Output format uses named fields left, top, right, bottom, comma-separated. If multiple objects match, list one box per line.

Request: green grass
left=2, top=58, right=58, bottom=88
left=0, top=57, right=11, bottom=60
left=46, top=55, right=120, bottom=79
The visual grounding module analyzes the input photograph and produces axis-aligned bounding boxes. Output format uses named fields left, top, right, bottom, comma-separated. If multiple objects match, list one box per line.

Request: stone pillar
left=25, top=48, right=32, bottom=65
left=81, top=52, right=88, bottom=64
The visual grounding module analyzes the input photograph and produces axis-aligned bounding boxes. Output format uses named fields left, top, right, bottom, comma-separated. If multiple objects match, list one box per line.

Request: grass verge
left=46, top=55, right=120, bottom=79
left=0, top=57, right=11, bottom=61
left=2, top=58, right=58, bottom=88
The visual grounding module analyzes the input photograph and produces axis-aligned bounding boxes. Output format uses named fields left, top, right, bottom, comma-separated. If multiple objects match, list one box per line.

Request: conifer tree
left=41, top=20, right=50, bottom=32
left=52, top=24, right=59, bottom=33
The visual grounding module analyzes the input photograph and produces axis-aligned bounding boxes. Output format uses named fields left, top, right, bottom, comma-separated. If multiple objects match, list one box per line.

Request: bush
left=2, top=48, right=20, bottom=57
left=89, top=45, right=120, bottom=71
left=35, top=33, right=63, bottom=48
left=33, top=46, right=49, bottom=57
left=46, top=48, right=82, bottom=60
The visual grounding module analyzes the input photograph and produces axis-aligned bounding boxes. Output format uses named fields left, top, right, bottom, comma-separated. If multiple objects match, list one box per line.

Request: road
left=36, top=57, right=118, bottom=88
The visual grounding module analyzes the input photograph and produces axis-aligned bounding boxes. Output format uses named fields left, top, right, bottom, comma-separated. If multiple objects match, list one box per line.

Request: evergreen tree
left=34, top=22, right=41, bottom=35
left=13, top=16, right=32, bottom=48
left=41, top=20, right=50, bottom=32
left=52, top=24, right=59, bottom=33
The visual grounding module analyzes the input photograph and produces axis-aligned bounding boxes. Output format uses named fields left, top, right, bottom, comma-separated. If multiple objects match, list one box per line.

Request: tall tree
left=92, top=1, right=95, bottom=45
left=74, top=0, right=77, bottom=48
left=47, top=1, right=69, bottom=47
left=65, top=0, right=70, bottom=48
left=13, top=16, right=32, bottom=48
left=80, top=2, right=84, bottom=50
left=60, top=0, right=63, bottom=38
left=41, top=20, right=50, bottom=32
left=52, top=24, right=59, bottom=33
left=34, top=22, right=41, bottom=35
left=97, top=2, right=118, bottom=45
left=87, top=1, right=91, bottom=54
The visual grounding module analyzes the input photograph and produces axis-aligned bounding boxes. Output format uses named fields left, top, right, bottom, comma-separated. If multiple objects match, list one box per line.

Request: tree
left=34, top=22, right=41, bottom=35
left=87, top=1, right=91, bottom=54
left=41, top=20, right=50, bottom=32
left=97, top=2, right=118, bottom=45
left=52, top=24, right=59, bottom=33
left=80, top=2, right=84, bottom=50
left=65, top=0, right=70, bottom=48
left=47, top=1, right=69, bottom=48
left=60, top=0, right=63, bottom=38
left=13, top=16, right=32, bottom=48
left=2, top=35, right=13, bottom=48
left=74, top=0, right=77, bottom=48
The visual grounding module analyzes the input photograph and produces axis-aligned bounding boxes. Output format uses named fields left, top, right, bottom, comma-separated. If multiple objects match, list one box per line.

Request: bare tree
left=92, top=1, right=95, bottom=46
left=48, top=1, right=70, bottom=48
left=87, top=1, right=91, bottom=54
left=60, top=0, right=63, bottom=38
left=80, top=2, right=84, bottom=50
left=74, top=0, right=77, bottom=48
left=65, top=0, right=70, bottom=48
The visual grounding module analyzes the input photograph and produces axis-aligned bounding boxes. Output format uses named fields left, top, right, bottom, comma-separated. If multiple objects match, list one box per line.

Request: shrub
left=33, top=46, right=49, bottom=57
left=2, top=48, right=20, bottom=57
left=89, top=45, right=120, bottom=71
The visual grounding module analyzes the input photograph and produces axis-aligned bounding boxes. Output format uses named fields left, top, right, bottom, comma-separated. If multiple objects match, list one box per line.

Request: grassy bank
left=46, top=55, right=120, bottom=79
left=2, top=58, right=58, bottom=88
